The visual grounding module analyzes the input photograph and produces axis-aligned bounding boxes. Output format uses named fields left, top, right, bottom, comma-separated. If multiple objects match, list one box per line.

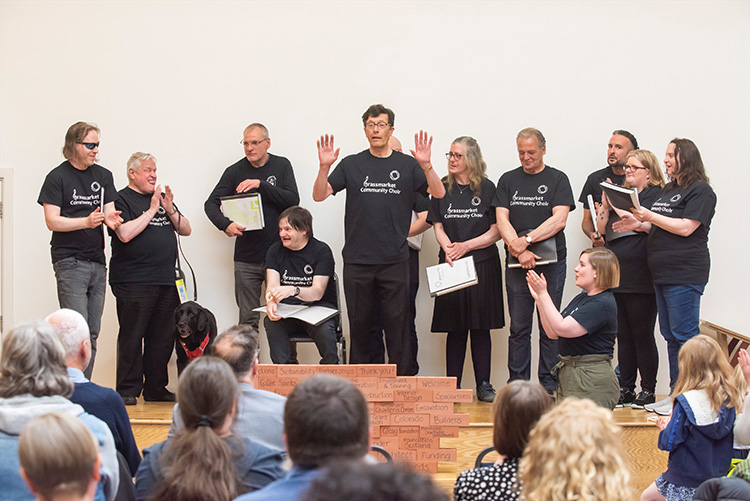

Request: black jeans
left=615, top=292, right=659, bottom=393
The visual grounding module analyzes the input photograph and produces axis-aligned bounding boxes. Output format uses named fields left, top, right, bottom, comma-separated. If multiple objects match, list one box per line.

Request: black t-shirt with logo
left=578, top=165, right=626, bottom=205
left=265, top=238, right=336, bottom=308
left=427, top=177, right=499, bottom=263
left=328, top=150, right=428, bottom=265
left=560, top=291, right=617, bottom=357
left=494, top=165, right=575, bottom=261
left=109, top=187, right=177, bottom=285
left=647, top=181, right=716, bottom=285
left=204, top=154, right=300, bottom=263
left=37, top=161, right=118, bottom=264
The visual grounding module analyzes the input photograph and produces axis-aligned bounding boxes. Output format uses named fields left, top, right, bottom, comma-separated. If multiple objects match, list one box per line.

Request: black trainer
left=631, top=390, right=656, bottom=409
left=476, top=381, right=496, bottom=403
left=616, top=388, right=636, bottom=408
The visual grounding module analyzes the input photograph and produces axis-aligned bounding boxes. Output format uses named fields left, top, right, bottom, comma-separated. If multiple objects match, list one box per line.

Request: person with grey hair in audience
left=0, top=320, right=119, bottom=501
left=168, top=325, right=287, bottom=454
left=19, top=412, right=101, bottom=501
left=109, top=152, right=192, bottom=406
left=46, top=308, right=141, bottom=476
left=234, top=374, right=372, bottom=501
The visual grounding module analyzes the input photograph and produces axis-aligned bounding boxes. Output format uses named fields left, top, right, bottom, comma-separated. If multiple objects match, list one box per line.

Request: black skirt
left=431, top=252, right=505, bottom=332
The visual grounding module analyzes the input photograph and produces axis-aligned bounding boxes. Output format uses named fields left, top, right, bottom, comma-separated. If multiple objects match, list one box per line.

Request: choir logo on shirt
left=69, top=189, right=100, bottom=207
left=360, top=176, right=401, bottom=195
left=670, top=194, right=681, bottom=203
left=537, top=185, right=548, bottom=195
left=471, top=196, right=481, bottom=206
left=148, top=207, right=171, bottom=227
left=389, top=170, right=400, bottom=181
left=304, top=264, right=313, bottom=275
left=510, top=190, right=548, bottom=207
left=91, top=181, right=101, bottom=193
left=444, top=203, right=482, bottom=219
left=282, top=269, right=312, bottom=287
left=266, top=176, right=277, bottom=186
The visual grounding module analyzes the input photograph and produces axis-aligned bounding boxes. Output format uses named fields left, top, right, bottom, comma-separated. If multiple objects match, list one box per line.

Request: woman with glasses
left=596, top=149, right=665, bottom=409
left=428, top=136, right=504, bottom=403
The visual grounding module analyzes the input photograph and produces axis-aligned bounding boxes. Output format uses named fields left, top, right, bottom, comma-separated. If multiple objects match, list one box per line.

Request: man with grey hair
left=205, top=123, right=300, bottom=331
left=495, top=128, right=575, bottom=395
left=46, top=308, right=141, bottom=476
left=168, top=325, right=286, bottom=453
left=109, top=152, right=192, bottom=405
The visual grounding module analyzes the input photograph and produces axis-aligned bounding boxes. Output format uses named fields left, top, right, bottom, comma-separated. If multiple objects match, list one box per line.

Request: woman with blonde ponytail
left=135, top=356, right=283, bottom=501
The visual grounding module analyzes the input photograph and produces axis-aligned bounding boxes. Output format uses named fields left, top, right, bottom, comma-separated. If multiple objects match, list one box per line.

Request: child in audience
left=641, top=335, right=741, bottom=501
left=520, top=397, right=632, bottom=501
left=453, top=381, right=552, bottom=500
left=18, top=412, right=100, bottom=501
left=135, top=356, right=283, bottom=501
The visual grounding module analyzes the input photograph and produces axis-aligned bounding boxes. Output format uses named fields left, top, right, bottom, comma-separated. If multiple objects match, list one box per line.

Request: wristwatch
left=525, top=234, right=533, bottom=244
left=293, top=286, right=301, bottom=297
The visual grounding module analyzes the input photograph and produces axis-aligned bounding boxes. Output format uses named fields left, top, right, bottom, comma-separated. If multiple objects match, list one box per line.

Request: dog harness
left=180, top=332, right=210, bottom=361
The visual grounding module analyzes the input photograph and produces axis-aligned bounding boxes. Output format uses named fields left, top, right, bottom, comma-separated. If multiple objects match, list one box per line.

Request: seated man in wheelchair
left=264, top=206, right=339, bottom=364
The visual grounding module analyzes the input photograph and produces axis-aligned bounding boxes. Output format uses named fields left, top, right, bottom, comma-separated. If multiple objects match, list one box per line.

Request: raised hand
left=317, top=134, right=340, bottom=168
left=526, top=270, right=548, bottom=299
left=410, top=130, right=433, bottom=168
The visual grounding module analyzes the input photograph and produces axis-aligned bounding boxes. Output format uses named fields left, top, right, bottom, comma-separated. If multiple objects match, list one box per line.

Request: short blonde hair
left=19, top=412, right=98, bottom=499
left=520, top=398, right=632, bottom=501
left=580, top=247, right=619, bottom=290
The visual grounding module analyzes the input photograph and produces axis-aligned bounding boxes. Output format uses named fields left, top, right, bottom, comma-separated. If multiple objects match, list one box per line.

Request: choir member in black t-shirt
left=313, top=104, right=445, bottom=375
left=630, top=139, right=716, bottom=400
left=526, top=247, right=620, bottom=409
left=427, top=136, right=504, bottom=402
left=596, top=149, right=665, bottom=409
left=37, top=122, right=124, bottom=379
left=109, top=153, right=192, bottom=405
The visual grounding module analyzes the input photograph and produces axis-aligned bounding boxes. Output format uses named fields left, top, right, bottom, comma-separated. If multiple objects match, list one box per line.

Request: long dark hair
left=149, top=356, right=242, bottom=501
left=668, top=138, right=709, bottom=190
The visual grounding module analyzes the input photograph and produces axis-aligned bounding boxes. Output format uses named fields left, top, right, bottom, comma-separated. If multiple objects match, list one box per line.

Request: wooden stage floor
left=127, top=397, right=667, bottom=495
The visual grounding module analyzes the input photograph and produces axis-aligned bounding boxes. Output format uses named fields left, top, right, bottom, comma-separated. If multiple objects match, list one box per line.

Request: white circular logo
left=471, top=196, right=481, bottom=206
left=91, top=181, right=101, bottom=192
left=158, top=206, right=166, bottom=215
left=670, top=194, right=681, bottom=203
left=537, top=184, right=548, bottom=195
left=304, top=264, right=313, bottom=275
left=267, top=175, right=277, bottom=186
left=389, top=170, right=400, bottom=181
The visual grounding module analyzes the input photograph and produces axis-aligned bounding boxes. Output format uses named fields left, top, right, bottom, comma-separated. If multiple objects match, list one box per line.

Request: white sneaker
left=645, top=396, right=672, bottom=413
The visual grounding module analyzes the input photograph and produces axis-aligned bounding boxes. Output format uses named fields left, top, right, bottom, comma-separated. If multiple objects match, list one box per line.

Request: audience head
left=578, top=247, right=620, bottom=291
left=301, top=461, right=449, bottom=501
left=520, top=397, right=632, bottom=501
left=279, top=205, right=314, bottom=240
left=45, top=308, right=91, bottom=371
left=665, top=138, right=709, bottom=188
left=608, top=130, right=638, bottom=168
left=284, top=374, right=370, bottom=466
left=624, top=149, right=666, bottom=189
left=62, top=121, right=100, bottom=164
left=674, top=334, right=741, bottom=411
left=389, top=136, right=403, bottom=152
left=493, top=381, right=552, bottom=459
left=151, top=356, right=242, bottom=500
left=445, top=136, right=487, bottom=197
left=209, top=325, right=261, bottom=381
left=0, top=321, right=73, bottom=399
left=19, top=412, right=100, bottom=501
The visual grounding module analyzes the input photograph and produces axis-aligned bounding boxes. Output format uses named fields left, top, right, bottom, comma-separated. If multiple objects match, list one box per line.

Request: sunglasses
left=78, top=142, right=100, bottom=150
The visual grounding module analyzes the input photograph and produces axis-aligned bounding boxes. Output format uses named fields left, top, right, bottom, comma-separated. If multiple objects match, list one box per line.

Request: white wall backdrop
left=1, top=0, right=748, bottom=395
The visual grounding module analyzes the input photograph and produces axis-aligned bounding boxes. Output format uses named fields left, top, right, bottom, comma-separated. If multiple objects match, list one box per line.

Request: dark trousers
left=112, top=283, right=179, bottom=398
left=265, top=317, right=339, bottom=364
left=615, top=292, right=659, bottom=393
left=367, top=248, right=420, bottom=375
left=446, top=329, right=491, bottom=388
left=344, top=260, right=411, bottom=375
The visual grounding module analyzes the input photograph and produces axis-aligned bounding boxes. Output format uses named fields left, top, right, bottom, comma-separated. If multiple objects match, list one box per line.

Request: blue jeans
left=234, top=260, right=265, bottom=329
left=53, top=257, right=106, bottom=379
left=265, top=316, right=339, bottom=364
left=505, top=259, right=566, bottom=392
left=654, top=283, right=704, bottom=389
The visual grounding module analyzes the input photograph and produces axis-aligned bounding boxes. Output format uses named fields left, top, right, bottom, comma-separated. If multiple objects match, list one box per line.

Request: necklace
left=457, top=183, right=469, bottom=194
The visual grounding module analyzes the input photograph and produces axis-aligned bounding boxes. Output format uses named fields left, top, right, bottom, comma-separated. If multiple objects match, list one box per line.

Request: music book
left=426, top=256, right=478, bottom=297
left=507, top=230, right=558, bottom=268
left=220, top=192, right=264, bottom=231
left=599, top=181, right=641, bottom=212
left=254, top=303, right=338, bottom=326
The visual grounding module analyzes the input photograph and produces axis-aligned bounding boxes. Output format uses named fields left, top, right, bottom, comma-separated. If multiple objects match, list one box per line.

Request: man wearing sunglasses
left=205, top=123, right=300, bottom=331
left=37, top=121, right=124, bottom=379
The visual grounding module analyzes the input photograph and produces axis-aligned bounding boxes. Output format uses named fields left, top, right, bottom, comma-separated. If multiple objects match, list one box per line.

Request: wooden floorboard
left=128, top=398, right=667, bottom=496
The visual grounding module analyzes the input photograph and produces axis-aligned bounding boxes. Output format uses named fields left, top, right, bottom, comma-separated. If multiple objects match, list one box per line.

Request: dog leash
left=172, top=203, right=198, bottom=302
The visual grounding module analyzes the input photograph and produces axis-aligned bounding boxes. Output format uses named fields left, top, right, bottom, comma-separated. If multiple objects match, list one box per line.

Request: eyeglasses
left=364, top=122, right=391, bottom=131
left=624, top=165, right=647, bottom=172
left=77, top=142, right=99, bottom=150
left=240, top=139, right=268, bottom=147
left=445, top=152, right=463, bottom=160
